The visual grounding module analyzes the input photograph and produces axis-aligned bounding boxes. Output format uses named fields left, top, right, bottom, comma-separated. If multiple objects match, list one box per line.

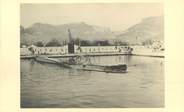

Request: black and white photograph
left=20, top=3, right=164, bottom=108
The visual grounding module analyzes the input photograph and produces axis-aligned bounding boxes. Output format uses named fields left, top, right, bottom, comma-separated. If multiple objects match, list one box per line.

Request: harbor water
left=21, top=55, right=164, bottom=108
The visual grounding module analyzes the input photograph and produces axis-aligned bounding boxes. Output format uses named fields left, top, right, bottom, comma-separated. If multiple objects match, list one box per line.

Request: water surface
left=21, top=55, right=164, bottom=108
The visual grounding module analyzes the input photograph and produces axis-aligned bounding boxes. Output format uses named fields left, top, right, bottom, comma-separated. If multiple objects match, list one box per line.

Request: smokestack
left=68, top=29, right=73, bottom=43
left=67, top=29, right=75, bottom=54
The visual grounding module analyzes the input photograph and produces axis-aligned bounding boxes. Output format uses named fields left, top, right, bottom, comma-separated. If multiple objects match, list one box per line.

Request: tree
left=100, top=40, right=111, bottom=46
left=45, top=38, right=61, bottom=47
left=113, top=40, right=129, bottom=46
left=73, top=38, right=81, bottom=45
left=34, top=41, right=44, bottom=47
left=80, top=40, right=92, bottom=46
left=92, top=40, right=111, bottom=46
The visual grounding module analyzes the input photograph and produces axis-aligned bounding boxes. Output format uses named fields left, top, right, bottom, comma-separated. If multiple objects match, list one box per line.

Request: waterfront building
left=33, top=46, right=68, bottom=55
left=152, top=40, right=164, bottom=51
left=20, top=45, right=132, bottom=56
left=75, top=45, right=132, bottom=54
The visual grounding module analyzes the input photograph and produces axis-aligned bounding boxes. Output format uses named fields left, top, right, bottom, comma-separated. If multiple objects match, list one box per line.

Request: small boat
left=35, top=56, right=127, bottom=73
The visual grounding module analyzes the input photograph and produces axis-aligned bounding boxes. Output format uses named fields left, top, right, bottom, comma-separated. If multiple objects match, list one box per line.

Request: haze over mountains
left=20, top=16, right=163, bottom=45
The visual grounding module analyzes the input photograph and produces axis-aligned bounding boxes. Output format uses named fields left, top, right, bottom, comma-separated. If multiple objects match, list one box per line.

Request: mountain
left=116, top=16, right=164, bottom=44
left=20, top=22, right=115, bottom=45
left=20, top=16, right=164, bottom=46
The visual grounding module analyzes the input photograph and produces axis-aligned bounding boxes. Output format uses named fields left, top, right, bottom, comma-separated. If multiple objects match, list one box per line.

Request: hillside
left=20, top=16, right=164, bottom=46
left=20, top=22, right=115, bottom=45
left=116, top=16, right=164, bottom=44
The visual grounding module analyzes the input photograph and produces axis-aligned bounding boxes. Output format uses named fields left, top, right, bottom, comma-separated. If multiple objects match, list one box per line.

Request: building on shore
left=151, top=40, right=164, bottom=51
left=75, top=45, right=132, bottom=54
left=20, top=45, right=132, bottom=56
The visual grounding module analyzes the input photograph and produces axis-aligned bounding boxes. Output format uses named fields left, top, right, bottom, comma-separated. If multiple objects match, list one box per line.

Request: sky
left=21, top=3, right=163, bottom=31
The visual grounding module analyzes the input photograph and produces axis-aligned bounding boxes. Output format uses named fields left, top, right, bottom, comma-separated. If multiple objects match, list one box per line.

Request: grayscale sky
left=21, top=3, right=163, bottom=31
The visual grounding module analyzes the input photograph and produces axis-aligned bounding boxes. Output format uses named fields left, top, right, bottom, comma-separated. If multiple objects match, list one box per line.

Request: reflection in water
left=21, top=55, right=164, bottom=108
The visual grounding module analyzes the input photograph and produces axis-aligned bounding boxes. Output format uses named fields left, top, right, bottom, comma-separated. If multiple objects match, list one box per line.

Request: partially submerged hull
left=35, top=56, right=61, bottom=64
left=67, top=64, right=127, bottom=73
left=35, top=56, right=127, bottom=73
